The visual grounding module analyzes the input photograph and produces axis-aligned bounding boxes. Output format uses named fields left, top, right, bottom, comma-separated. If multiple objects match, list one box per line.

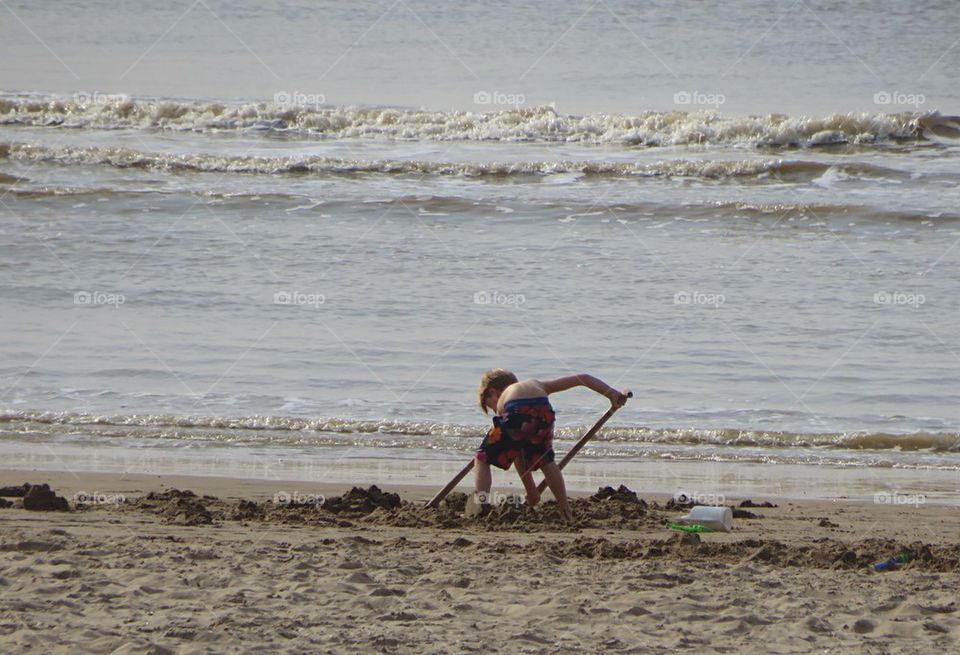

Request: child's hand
left=607, top=389, right=630, bottom=409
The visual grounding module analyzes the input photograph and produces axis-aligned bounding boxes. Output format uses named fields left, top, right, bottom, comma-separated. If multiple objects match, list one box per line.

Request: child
left=473, top=369, right=629, bottom=521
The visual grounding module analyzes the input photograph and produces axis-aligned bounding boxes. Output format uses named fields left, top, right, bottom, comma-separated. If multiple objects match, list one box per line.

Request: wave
left=0, top=142, right=904, bottom=182
left=0, top=94, right=947, bottom=147
left=3, top=183, right=954, bottom=223
left=3, top=409, right=958, bottom=453
left=0, top=172, right=26, bottom=183
left=0, top=409, right=466, bottom=438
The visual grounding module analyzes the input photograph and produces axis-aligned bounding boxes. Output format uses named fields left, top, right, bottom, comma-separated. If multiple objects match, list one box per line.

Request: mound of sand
left=362, top=484, right=661, bottom=532
left=67, top=482, right=960, bottom=573
left=501, top=535, right=959, bottom=571
left=0, top=483, right=70, bottom=511
left=105, top=484, right=665, bottom=532
left=0, top=483, right=31, bottom=497
left=131, top=489, right=215, bottom=526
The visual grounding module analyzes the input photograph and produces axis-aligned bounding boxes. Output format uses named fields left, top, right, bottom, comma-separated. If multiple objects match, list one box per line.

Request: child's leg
left=515, top=454, right=540, bottom=506
left=465, top=456, right=494, bottom=518
left=540, top=462, right=572, bottom=521
left=474, top=456, right=492, bottom=496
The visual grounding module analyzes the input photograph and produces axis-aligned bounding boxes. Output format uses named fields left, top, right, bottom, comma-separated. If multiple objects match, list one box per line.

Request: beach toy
left=676, top=505, right=733, bottom=532
left=667, top=522, right=714, bottom=533
left=873, top=551, right=914, bottom=572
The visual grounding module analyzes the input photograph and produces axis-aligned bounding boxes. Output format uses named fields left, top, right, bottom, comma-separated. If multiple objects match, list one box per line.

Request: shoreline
left=3, top=451, right=958, bottom=506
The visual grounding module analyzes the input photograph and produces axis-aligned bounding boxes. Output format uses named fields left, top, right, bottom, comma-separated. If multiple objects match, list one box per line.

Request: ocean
left=2, top=0, right=959, bottom=502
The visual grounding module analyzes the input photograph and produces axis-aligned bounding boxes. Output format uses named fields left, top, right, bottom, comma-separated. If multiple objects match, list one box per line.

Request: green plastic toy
left=667, top=522, right=715, bottom=533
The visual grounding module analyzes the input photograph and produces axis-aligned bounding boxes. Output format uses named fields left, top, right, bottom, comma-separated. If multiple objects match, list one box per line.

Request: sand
left=1, top=470, right=958, bottom=654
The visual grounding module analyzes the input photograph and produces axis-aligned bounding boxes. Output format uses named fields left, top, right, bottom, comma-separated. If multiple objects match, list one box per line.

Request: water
left=2, top=0, right=959, bottom=115
left=2, top=1, right=959, bottom=501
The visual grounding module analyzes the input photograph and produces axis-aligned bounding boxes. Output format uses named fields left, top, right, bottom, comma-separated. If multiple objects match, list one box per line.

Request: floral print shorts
left=477, top=397, right=556, bottom=471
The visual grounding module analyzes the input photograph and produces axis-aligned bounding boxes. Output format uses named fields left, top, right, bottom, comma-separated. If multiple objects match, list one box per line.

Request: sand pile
left=232, top=485, right=403, bottom=526
left=120, top=485, right=405, bottom=527
left=362, top=484, right=661, bottom=532
left=501, top=535, right=959, bottom=571
left=0, top=482, right=69, bottom=511
left=130, top=489, right=215, bottom=525
left=87, top=483, right=788, bottom=535
left=66, top=482, right=960, bottom=572
left=0, top=484, right=30, bottom=497
left=110, top=484, right=665, bottom=532
left=324, top=485, right=401, bottom=515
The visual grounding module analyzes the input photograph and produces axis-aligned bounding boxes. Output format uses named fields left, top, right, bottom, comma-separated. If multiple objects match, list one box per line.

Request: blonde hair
left=478, top=368, right=518, bottom=414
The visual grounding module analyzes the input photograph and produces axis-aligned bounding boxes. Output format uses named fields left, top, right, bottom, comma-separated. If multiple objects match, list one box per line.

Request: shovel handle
left=535, top=391, right=632, bottom=494
left=426, top=458, right=475, bottom=508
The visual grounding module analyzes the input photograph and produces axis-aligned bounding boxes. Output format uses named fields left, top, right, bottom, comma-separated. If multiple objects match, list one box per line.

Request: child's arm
left=541, top=374, right=629, bottom=408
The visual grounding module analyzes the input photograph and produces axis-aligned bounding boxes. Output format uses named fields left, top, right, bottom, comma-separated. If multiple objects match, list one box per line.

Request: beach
left=4, top=1, right=960, bottom=653
left=1, top=470, right=958, bottom=654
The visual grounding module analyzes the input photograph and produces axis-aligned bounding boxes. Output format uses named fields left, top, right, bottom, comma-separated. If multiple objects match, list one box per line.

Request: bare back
left=496, top=378, right=548, bottom=413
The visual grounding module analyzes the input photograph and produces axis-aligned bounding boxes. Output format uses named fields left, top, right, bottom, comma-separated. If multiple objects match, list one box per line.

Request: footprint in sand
left=620, top=605, right=651, bottom=617
left=380, top=611, right=418, bottom=622
left=344, top=571, right=375, bottom=584
left=806, top=616, right=834, bottom=633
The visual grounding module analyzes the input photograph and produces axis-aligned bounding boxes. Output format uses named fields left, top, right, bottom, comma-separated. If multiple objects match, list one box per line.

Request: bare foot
left=525, top=488, right=541, bottom=506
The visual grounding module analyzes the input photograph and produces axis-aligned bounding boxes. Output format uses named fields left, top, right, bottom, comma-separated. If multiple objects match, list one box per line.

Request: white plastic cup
left=677, top=505, right=733, bottom=532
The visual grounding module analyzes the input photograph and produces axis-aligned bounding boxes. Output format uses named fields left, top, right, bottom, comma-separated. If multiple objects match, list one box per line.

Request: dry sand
left=1, top=470, right=958, bottom=654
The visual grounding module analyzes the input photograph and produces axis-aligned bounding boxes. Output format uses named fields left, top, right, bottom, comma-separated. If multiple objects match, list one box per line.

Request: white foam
left=2, top=142, right=833, bottom=180
left=2, top=409, right=958, bottom=455
left=0, top=94, right=929, bottom=147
